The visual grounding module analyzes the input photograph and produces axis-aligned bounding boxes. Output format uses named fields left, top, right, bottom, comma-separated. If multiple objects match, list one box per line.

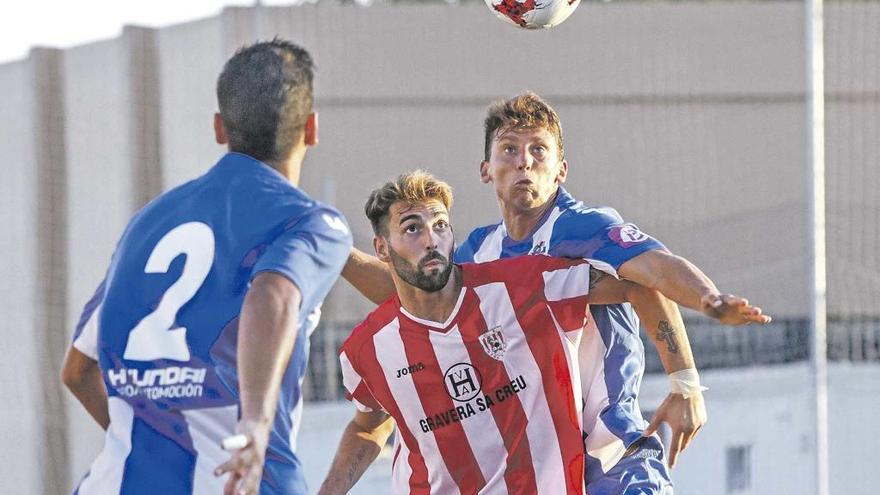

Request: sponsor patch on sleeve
left=608, top=223, right=649, bottom=248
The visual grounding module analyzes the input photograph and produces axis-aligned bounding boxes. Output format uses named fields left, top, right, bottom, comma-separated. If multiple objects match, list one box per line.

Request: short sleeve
left=71, top=279, right=106, bottom=360
left=552, top=208, right=665, bottom=274
left=340, top=347, right=384, bottom=413
left=252, top=206, right=353, bottom=310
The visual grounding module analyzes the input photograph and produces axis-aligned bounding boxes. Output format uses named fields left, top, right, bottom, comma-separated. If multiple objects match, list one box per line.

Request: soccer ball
left=484, top=0, right=581, bottom=30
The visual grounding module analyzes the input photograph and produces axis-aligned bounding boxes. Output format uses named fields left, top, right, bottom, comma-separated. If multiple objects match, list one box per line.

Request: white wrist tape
left=668, top=369, right=708, bottom=399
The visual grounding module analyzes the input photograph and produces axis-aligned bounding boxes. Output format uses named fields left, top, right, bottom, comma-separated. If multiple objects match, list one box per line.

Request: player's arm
left=618, top=248, right=771, bottom=325
left=623, top=281, right=707, bottom=467
left=590, top=269, right=709, bottom=466
left=317, top=409, right=394, bottom=495
left=342, top=246, right=395, bottom=305
left=215, top=272, right=302, bottom=495
left=61, top=346, right=109, bottom=430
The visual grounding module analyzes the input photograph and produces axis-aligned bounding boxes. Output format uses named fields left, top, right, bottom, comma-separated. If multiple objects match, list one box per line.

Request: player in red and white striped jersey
left=318, top=171, right=651, bottom=495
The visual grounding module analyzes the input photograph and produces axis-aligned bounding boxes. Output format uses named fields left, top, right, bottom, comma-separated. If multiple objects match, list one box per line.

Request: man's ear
left=557, top=159, right=568, bottom=185
left=214, top=113, right=228, bottom=145
left=479, top=160, right=492, bottom=184
left=304, top=112, right=318, bottom=147
left=374, top=235, right=391, bottom=263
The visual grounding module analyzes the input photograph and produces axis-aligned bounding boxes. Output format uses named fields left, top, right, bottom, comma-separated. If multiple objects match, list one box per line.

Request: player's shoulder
left=455, top=222, right=503, bottom=263
left=463, top=222, right=503, bottom=247
left=550, top=196, right=624, bottom=241
left=342, top=298, right=400, bottom=352
left=462, top=255, right=582, bottom=286
left=557, top=192, right=624, bottom=227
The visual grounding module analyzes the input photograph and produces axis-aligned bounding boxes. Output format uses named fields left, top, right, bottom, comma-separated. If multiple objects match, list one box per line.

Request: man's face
left=377, top=200, right=455, bottom=293
left=480, top=126, right=568, bottom=213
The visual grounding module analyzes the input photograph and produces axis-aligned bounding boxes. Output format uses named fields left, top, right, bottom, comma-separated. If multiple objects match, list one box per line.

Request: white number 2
left=123, top=222, right=215, bottom=362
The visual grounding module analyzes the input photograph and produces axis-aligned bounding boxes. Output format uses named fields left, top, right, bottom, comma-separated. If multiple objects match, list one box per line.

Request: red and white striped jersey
left=340, top=255, right=595, bottom=495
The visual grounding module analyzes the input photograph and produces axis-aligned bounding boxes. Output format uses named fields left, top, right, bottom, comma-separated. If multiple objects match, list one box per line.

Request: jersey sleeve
left=339, top=343, right=384, bottom=413
left=71, top=279, right=106, bottom=360
left=454, top=224, right=498, bottom=264
left=539, top=257, right=593, bottom=334
left=252, top=206, right=353, bottom=311
left=552, top=207, right=665, bottom=276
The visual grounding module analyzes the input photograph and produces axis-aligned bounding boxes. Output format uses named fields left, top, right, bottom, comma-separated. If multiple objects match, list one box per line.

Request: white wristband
left=668, top=368, right=708, bottom=399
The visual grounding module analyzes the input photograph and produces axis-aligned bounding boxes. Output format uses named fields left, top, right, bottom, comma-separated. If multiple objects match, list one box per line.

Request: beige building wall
left=0, top=55, right=43, bottom=495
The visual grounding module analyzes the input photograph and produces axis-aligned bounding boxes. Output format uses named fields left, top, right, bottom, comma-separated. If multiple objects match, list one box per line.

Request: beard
left=388, top=245, right=455, bottom=293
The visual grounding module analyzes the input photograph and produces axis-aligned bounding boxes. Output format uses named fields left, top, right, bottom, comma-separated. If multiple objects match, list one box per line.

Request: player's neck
left=501, top=194, right=556, bottom=241
left=396, top=266, right=463, bottom=325
left=266, top=148, right=306, bottom=186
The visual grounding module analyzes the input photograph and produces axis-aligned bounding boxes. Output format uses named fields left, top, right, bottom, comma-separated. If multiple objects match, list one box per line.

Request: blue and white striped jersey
left=71, top=152, right=352, bottom=494
left=455, top=187, right=665, bottom=480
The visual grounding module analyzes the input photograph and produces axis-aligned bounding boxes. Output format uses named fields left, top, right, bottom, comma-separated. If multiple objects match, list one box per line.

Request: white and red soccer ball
left=484, top=0, right=581, bottom=30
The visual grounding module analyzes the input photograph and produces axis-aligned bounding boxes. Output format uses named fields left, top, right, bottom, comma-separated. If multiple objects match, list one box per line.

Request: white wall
left=639, top=363, right=880, bottom=495
left=0, top=56, right=42, bottom=495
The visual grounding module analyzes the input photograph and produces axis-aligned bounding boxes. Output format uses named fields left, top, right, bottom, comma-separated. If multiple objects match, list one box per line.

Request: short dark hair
left=365, top=170, right=454, bottom=236
left=483, top=91, right=564, bottom=162
left=216, top=38, right=314, bottom=164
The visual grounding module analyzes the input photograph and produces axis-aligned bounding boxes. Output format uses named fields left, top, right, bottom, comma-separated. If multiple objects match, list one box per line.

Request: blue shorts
left=586, top=436, right=674, bottom=495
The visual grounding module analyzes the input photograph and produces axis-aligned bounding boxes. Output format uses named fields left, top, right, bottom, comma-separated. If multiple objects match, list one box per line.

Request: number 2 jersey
left=70, top=152, right=352, bottom=495
left=455, top=187, right=666, bottom=482
left=340, top=256, right=595, bottom=495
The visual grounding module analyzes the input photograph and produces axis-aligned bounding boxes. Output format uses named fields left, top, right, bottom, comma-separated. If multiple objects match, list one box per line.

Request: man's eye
left=404, top=225, right=419, bottom=233
left=504, top=145, right=516, bottom=154
left=436, top=221, right=449, bottom=230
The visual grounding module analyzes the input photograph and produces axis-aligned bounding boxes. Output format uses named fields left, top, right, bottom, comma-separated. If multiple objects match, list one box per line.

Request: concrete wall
left=297, top=363, right=880, bottom=495
left=639, top=363, right=880, bottom=495
left=0, top=54, right=42, bottom=495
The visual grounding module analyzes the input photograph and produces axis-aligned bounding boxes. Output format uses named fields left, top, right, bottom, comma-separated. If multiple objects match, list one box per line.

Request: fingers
left=215, top=457, right=237, bottom=477
left=235, top=465, right=264, bottom=495
left=643, top=395, right=671, bottom=437
left=216, top=447, right=263, bottom=495
left=668, top=431, right=685, bottom=468
left=704, top=293, right=773, bottom=325
left=643, top=413, right=663, bottom=437
left=224, top=474, right=240, bottom=495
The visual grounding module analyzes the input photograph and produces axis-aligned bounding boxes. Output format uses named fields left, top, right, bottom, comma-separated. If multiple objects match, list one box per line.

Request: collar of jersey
left=398, top=285, right=467, bottom=331
left=217, top=152, right=283, bottom=178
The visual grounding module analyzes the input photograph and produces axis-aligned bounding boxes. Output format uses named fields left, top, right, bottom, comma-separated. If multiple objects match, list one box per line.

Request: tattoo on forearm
left=589, top=268, right=606, bottom=289
left=656, top=320, right=679, bottom=354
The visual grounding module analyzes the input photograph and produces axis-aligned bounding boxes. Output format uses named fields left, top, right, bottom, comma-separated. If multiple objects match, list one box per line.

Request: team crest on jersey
left=478, top=326, right=507, bottom=361
left=608, top=223, right=648, bottom=248
left=529, top=240, right=548, bottom=255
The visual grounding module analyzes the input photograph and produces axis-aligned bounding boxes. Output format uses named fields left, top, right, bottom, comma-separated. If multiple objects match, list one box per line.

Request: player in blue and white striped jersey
left=61, top=39, right=351, bottom=495
left=457, top=92, right=770, bottom=494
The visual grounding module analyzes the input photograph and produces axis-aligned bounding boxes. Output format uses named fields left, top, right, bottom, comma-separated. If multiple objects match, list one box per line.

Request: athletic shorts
left=586, top=435, right=674, bottom=495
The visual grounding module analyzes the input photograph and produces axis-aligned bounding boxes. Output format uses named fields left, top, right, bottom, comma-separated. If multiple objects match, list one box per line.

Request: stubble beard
left=388, top=246, right=454, bottom=293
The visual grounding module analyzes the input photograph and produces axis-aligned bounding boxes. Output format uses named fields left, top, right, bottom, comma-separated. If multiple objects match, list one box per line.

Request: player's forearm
left=317, top=417, right=393, bottom=495
left=625, top=284, right=696, bottom=373
left=61, top=347, right=110, bottom=430
left=342, top=247, right=395, bottom=305
left=619, top=249, right=719, bottom=313
left=238, top=273, right=301, bottom=425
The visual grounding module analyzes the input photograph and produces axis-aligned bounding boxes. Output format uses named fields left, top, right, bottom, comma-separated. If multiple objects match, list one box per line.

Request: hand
left=643, top=391, right=707, bottom=468
left=700, top=294, right=772, bottom=325
left=215, top=419, right=271, bottom=495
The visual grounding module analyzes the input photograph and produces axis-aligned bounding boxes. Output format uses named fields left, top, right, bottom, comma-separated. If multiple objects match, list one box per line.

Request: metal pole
left=806, top=0, right=829, bottom=493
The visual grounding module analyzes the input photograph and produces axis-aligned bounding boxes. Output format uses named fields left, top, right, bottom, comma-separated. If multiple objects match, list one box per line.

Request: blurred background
left=1, top=0, right=878, bottom=493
